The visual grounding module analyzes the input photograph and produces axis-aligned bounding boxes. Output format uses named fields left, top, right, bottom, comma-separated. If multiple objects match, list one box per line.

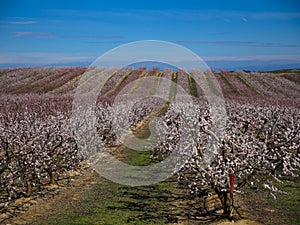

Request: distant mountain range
left=1, top=60, right=300, bottom=72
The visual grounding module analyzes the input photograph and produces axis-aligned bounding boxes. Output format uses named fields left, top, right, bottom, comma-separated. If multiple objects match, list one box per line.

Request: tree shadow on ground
left=106, top=179, right=233, bottom=224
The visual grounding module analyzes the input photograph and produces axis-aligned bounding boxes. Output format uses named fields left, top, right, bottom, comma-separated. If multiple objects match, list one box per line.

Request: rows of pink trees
left=0, top=110, right=81, bottom=200
left=0, top=92, right=163, bottom=204
left=152, top=98, right=300, bottom=218
left=1, top=67, right=299, bottom=221
left=0, top=68, right=164, bottom=206
left=0, top=67, right=86, bottom=94
left=0, top=94, right=82, bottom=211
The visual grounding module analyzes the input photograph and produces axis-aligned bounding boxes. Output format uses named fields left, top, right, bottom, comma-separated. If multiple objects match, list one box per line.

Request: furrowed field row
left=0, top=67, right=86, bottom=94
left=0, top=68, right=52, bottom=92
left=258, top=73, right=300, bottom=98
left=0, top=68, right=39, bottom=90
left=251, top=72, right=287, bottom=98
left=104, top=68, right=133, bottom=96
left=227, top=72, right=260, bottom=97
left=1, top=68, right=300, bottom=99
left=50, top=72, right=85, bottom=94
left=237, top=71, right=280, bottom=97
left=127, top=70, right=148, bottom=94
left=218, top=71, right=242, bottom=95
left=0, top=67, right=300, bottom=223
left=68, top=68, right=106, bottom=94
left=25, top=67, right=86, bottom=94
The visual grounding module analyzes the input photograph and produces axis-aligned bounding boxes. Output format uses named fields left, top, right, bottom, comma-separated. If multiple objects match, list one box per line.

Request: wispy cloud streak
left=1, top=52, right=299, bottom=66
left=0, top=52, right=96, bottom=65
left=12, top=32, right=51, bottom=37
left=45, top=8, right=300, bottom=21
left=1, top=17, right=38, bottom=25
left=203, top=55, right=300, bottom=61
left=8, top=21, right=37, bottom=25
left=175, top=41, right=300, bottom=48
left=11, top=32, right=124, bottom=39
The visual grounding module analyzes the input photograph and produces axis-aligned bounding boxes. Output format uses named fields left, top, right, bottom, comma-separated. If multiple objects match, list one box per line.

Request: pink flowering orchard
left=0, top=67, right=299, bottom=222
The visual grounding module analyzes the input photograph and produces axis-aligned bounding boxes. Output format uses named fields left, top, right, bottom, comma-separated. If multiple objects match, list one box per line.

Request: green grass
left=203, top=72, right=222, bottom=97
left=260, top=176, right=300, bottom=225
left=261, top=69, right=300, bottom=74
left=235, top=74, right=261, bottom=95
left=40, top=155, right=177, bottom=225
left=251, top=74, right=286, bottom=97
left=40, top=104, right=178, bottom=225
left=40, top=147, right=178, bottom=225
left=187, top=74, right=198, bottom=97
left=149, top=72, right=163, bottom=96
left=104, top=70, right=131, bottom=96
left=219, top=73, right=240, bottom=95
left=168, top=72, right=177, bottom=102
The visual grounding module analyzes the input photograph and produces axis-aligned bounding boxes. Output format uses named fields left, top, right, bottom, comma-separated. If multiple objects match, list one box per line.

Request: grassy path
left=5, top=70, right=299, bottom=225
left=42, top=159, right=179, bottom=225
left=39, top=73, right=179, bottom=225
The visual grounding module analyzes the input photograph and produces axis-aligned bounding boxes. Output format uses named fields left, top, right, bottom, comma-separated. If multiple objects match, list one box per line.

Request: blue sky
left=0, top=0, right=300, bottom=70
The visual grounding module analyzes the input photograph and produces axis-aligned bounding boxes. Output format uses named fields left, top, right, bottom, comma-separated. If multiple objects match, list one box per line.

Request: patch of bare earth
left=232, top=192, right=286, bottom=225
left=169, top=185, right=286, bottom=225
left=2, top=102, right=287, bottom=225
left=2, top=169, right=286, bottom=225
left=3, top=169, right=101, bottom=225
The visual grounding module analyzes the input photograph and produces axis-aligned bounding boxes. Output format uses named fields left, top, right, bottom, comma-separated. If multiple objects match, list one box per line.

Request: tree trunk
left=216, top=191, right=234, bottom=219
left=50, top=172, right=58, bottom=185
left=26, top=180, right=32, bottom=197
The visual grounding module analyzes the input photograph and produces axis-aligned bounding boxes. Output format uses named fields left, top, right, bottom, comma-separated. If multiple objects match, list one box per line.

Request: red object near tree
left=230, top=173, right=235, bottom=202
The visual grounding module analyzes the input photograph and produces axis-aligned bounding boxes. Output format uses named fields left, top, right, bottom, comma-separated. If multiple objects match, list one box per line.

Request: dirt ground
left=3, top=104, right=288, bottom=225
left=3, top=170, right=286, bottom=225
left=3, top=169, right=101, bottom=225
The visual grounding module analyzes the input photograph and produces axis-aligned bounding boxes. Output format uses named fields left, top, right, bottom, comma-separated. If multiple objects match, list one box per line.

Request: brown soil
left=2, top=102, right=288, bottom=225
left=3, top=170, right=287, bottom=225
left=4, top=169, right=101, bottom=225
left=234, top=192, right=287, bottom=225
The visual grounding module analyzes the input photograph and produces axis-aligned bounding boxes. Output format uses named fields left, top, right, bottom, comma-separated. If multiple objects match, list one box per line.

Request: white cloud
left=174, top=41, right=299, bottom=48
left=45, top=9, right=300, bottom=21
left=0, top=52, right=95, bottom=65
left=1, top=51, right=299, bottom=69
left=242, top=17, right=248, bottom=22
left=11, top=32, right=123, bottom=40
left=8, top=21, right=37, bottom=25
left=203, top=55, right=300, bottom=61
left=12, top=32, right=38, bottom=37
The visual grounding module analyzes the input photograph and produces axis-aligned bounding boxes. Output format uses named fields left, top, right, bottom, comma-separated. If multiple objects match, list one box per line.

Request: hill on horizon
left=0, top=67, right=299, bottom=101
